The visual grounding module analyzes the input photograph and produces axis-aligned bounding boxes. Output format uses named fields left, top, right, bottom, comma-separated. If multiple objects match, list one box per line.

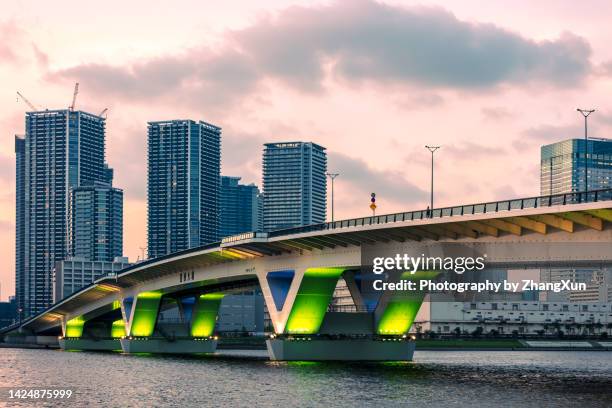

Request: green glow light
left=376, top=271, right=439, bottom=335
left=376, top=299, right=423, bottom=335
left=65, top=316, right=85, bottom=338
left=284, top=267, right=345, bottom=334
left=111, top=319, right=126, bottom=338
left=129, top=291, right=162, bottom=337
left=190, top=293, right=225, bottom=337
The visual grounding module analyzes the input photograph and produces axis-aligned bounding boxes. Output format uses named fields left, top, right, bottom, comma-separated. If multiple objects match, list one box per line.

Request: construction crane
left=16, top=91, right=39, bottom=111
left=99, top=108, right=108, bottom=118
left=69, top=82, right=79, bottom=111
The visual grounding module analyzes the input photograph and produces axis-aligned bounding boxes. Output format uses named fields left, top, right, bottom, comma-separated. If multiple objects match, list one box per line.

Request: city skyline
left=3, top=0, right=612, bottom=300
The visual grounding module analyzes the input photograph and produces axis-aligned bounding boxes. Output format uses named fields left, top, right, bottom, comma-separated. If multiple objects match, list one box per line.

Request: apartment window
left=512, top=304, right=519, bottom=311
left=492, top=303, right=498, bottom=310
left=543, top=304, right=549, bottom=311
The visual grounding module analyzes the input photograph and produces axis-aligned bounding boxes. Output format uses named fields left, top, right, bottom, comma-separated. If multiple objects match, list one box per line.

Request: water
left=0, top=348, right=610, bottom=407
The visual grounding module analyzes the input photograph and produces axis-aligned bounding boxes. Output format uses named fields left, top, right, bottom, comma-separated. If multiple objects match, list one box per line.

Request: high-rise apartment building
left=219, top=176, right=262, bottom=238
left=540, top=138, right=612, bottom=195
left=69, top=181, right=123, bottom=262
left=19, top=110, right=109, bottom=316
left=147, top=120, right=221, bottom=258
left=262, top=142, right=327, bottom=231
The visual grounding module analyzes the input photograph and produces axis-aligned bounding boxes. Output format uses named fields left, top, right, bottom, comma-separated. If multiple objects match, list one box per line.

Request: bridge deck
left=6, top=189, right=612, bottom=335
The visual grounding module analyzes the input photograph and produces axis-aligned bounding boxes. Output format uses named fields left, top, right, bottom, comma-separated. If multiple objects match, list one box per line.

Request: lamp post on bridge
left=425, top=145, right=440, bottom=217
left=576, top=108, right=595, bottom=194
left=326, top=172, right=340, bottom=223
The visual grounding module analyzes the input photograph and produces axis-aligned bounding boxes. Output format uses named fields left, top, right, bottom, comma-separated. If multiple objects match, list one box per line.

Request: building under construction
left=15, top=86, right=120, bottom=317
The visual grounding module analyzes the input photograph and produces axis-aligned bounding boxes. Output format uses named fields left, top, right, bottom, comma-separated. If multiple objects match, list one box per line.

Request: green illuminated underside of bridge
left=111, top=319, right=126, bottom=338
left=65, top=316, right=85, bottom=338
left=376, top=271, right=439, bottom=335
left=285, top=267, right=345, bottom=334
left=129, top=291, right=162, bottom=337
left=190, top=293, right=225, bottom=337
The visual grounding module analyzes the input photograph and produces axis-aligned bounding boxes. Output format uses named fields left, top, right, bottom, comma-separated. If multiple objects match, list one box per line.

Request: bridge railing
left=267, top=188, right=612, bottom=238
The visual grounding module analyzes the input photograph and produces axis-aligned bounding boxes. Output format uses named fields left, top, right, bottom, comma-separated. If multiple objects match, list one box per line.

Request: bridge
left=4, top=189, right=612, bottom=360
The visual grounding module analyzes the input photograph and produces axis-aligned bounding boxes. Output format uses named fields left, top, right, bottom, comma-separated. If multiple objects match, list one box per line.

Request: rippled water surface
left=0, top=348, right=610, bottom=407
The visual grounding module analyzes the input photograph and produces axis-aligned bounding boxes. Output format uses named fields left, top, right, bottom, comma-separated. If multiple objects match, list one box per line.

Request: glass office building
left=219, top=176, right=262, bottom=238
left=18, top=110, right=109, bottom=316
left=541, top=138, right=612, bottom=195
left=147, top=120, right=221, bottom=258
left=69, top=181, right=123, bottom=262
left=262, top=142, right=327, bottom=231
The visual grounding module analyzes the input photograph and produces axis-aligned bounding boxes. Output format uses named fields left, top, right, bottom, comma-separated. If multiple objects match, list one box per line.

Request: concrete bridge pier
left=59, top=306, right=125, bottom=351
left=119, top=291, right=223, bottom=354
left=259, top=266, right=423, bottom=361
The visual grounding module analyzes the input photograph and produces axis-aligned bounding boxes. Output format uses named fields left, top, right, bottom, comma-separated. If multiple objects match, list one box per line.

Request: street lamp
left=425, top=145, right=440, bottom=217
left=326, top=173, right=340, bottom=223
left=576, top=108, right=595, bottom=193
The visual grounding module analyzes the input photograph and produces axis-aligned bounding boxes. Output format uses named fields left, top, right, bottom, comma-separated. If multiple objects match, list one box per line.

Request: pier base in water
left=120, top=338, right=217, bottom=354
left=59, top=338, right=121, bottom=351
left=266, top=338, right=415, bottom=361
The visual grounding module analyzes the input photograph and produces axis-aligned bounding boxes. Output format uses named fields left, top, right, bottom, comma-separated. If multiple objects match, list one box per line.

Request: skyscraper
left=20, top=110, right=109, bottom=316
left=541, top=138, right=612, bottom=195
left=69, top=181, right=123, bottom=262
left=147, top=120, right=221, bottom=258
left=262, top=142, right=327, bottom=231
left=15, top=136, right=25, bottom=320
left=219, top=176, right=262, bottom=238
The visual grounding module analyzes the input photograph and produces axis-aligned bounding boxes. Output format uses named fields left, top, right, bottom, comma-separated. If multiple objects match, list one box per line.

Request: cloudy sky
left=1, top=0, right=611, bottom=300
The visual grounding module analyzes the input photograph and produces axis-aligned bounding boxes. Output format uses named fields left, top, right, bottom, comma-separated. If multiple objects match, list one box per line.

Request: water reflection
left=0, top=349, right=610, bottom=407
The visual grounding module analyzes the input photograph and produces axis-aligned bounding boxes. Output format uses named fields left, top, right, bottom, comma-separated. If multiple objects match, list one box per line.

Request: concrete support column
left=190, top=293, right=224, bottom=337
left=374, top=271, right=438, bottom=335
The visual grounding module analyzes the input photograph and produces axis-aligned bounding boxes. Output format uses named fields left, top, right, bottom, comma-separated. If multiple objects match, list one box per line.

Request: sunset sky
left=1, top=0, right=612, bottom=300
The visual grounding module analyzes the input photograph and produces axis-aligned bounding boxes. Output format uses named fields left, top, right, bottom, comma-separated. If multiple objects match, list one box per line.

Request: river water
left=0, top=348, right=610, bottom=407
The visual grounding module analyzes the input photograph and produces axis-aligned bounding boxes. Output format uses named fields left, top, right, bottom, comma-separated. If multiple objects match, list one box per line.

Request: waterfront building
left=414, top=300, right=612, bottom=336
left=147, top=120, right=221, bottom=258
left=540, top=268, right=610, bottom=302
left=69, top=181, right=123, bottom=262
left=53, top=257, right=131, bottom=302
left=540, top=138, right=612, bottom=195
left=18, top=110, right=109, bottom=316
left=262, top=142, right=327, bottom=231
left=219, top=176, right=262, bottom=238
left=217, top=291, right=265, bottom=333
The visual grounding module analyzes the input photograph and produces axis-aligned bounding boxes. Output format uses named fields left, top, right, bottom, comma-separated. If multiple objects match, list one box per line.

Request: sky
left=1, top=0, right=612, bottom=300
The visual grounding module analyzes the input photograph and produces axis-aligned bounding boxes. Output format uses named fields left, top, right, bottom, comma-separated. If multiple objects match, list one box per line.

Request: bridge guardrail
left=267, top=188, right=612, bottom=238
